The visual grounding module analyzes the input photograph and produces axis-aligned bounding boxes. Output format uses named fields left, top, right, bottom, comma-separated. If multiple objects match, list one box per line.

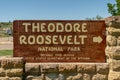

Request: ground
left=0, top=37, right=13, bottom=50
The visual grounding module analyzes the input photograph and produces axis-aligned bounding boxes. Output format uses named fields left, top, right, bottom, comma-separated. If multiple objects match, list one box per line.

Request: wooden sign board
left=13, top=20, right=106, bottom=62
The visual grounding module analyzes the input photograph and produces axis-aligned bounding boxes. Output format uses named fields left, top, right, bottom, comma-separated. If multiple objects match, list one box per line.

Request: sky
left=0, top=0, right=115, bottom=22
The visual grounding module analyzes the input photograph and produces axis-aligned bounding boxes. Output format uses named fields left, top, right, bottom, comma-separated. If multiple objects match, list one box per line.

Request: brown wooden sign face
left=13, top=20, right=106, bottom=62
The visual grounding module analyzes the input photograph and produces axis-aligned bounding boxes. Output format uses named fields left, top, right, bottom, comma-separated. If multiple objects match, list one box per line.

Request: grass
left=0, top=50, right=13, bottom=56
left=0, top=33, right=10, bottom=37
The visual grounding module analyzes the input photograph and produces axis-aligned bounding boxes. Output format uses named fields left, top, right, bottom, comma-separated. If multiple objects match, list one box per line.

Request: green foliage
left=107, top=0, right=120, bottom=15
left=0, top=22, right=13, bottom=37
left=0, top=50, right=13, bottom=56
left=0, top=22, right=12, bottom=28
left=86, top=15, right=103, bottom=20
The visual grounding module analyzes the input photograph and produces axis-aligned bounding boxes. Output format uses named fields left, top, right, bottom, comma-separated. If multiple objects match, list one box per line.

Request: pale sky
left=0, top=0, right=115, bottom=22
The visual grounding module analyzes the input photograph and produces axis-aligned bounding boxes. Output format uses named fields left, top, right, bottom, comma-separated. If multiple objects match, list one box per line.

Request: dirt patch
left=0, top=37, right=13, bottom=50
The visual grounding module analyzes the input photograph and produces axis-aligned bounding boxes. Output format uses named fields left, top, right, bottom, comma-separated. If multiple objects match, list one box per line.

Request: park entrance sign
left=13, top=20, right=106, bottom=62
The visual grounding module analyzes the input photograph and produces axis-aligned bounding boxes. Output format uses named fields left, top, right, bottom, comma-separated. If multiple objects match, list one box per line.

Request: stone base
left=0, top=57, right=111, bottom=80
left=25, top=63, right=109, bottom=80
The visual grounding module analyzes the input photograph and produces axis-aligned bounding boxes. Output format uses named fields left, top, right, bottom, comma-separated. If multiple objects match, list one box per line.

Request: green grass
left=0, top=33, right=10, bottom=37
left=0, top=50, right=13, bottom=56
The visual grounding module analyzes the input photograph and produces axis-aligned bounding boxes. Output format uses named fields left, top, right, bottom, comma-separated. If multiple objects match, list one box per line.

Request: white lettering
left=36, top=35, right=44, bottom=44
left=28, top=35, right=35, bottom=45
left=48, top=23, right=55, bottom=32
left=19, top=35, right=27, bottom=44
left=79, top=35, right=87, bottom=44
left=56, top=23, right=64, bottom=32
left=32, top=23, right=40, bottom=32
left=22, top=23, right=31, bottom=32
left=65, top=23, right=72, bottom=32
left=41, top=23, right=46, bottom=32
left=82, top=23, right=88, bottom=32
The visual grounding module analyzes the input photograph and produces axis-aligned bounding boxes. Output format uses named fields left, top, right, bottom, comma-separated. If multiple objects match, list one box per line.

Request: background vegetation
left=107, top=0, right=120, bottom=15
left=0, top=22, right=13, bottom=37
left=0, top=50, right=13, bottom=56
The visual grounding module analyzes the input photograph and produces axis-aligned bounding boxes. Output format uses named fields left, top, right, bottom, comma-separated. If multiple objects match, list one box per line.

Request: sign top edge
left=13, top=20, right=105, bottom=22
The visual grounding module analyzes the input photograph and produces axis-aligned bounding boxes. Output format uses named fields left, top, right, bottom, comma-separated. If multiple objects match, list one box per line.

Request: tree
left=95, top=15, right=103, bottom=20
left=107, top=0, right=120, bottom=15
left=0, top=23, right=1, bottom=28
left=86, top=15, right=103, bottom=20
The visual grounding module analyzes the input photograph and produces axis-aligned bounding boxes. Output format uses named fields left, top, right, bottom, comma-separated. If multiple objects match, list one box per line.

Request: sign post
left=13, top=20, right=106, bottom=62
